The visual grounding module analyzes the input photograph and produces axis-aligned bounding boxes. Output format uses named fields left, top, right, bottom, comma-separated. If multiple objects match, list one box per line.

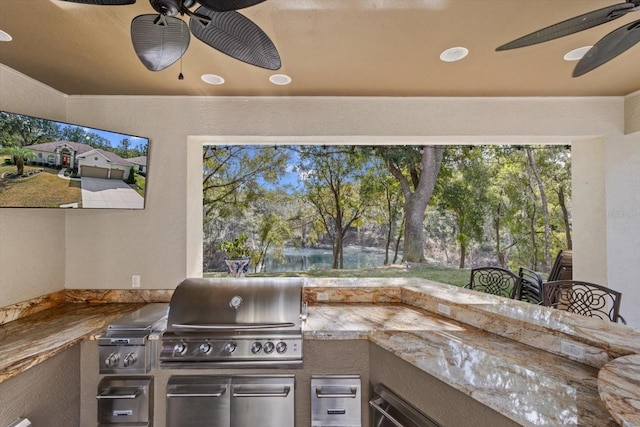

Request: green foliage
left=1, top=145, right=35, bottom=175
left=219, top=233, right=253, bottom=259
left=126, top=167, right=136, bottom=184
left=202, top=144, right=571, bottom=275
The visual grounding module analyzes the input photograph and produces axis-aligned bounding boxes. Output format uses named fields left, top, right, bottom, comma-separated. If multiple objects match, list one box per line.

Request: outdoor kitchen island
left=1, top=278, right=639, bottom=426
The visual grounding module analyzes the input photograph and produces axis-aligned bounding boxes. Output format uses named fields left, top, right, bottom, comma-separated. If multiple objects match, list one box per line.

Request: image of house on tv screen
left=0, top=111, right=149, bottom=209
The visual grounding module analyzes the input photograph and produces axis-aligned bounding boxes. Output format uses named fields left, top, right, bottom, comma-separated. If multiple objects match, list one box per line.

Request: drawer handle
left=369, top=398, right=405, bottom=427
left=232, top=386, right=290, bottom=398
left=166, top=387, right=227, bottom=398
left=96, top=388, right=143, bottom=400
left=315, top=387, right=358, bottom=398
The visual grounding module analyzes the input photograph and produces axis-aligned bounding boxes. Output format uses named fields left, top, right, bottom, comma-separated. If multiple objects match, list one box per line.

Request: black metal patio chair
left=464, top=267, right=519, bottom=299
left=541, top=280, right=626, bottom=324
left=514, top=267, right=543, bottom=304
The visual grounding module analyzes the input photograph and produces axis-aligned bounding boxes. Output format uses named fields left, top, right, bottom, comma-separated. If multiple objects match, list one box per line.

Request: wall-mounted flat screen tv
left=0, top=110, right=149, bottom=209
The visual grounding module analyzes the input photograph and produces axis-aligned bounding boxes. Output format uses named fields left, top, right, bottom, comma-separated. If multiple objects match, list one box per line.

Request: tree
left=1, top=146, right=35, bottom=176
left=0, top=111, right=60, bottom=147
left=297, top=146, right=376, bottom=269
left=254, top=211, right=292, bottom=272
left=118, top=138, right=132, bottom=158
left=126, top=167, right=136, bottom=184
left=201, top=145, right=291, bottom=271
left=375, top=146, right=444, bottom=263
left=434, top=146, right=490, bottom=268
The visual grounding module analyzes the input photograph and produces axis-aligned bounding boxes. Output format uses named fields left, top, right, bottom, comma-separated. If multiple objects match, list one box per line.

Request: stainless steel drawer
left=97, top=377, right=153, bottom=425
left=369, top=384, right=440, bottom=427
left=166, top=376, right=231, bottom=427
left=312, top=375, right=361, bottom=427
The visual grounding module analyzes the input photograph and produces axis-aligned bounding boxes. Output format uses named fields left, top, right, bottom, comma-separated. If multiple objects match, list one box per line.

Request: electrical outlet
left=437, top=303, right=451, bottom=316
left=317, top=292, right=329, bottom=301
left=560, top=340, right=585, bottom=360
left=131, top=275, right=141, bottom=288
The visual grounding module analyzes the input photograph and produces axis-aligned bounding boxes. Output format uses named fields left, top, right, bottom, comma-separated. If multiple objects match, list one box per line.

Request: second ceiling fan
left=497, top=0, right=640, bottom=76
left=61, top=0, right=281, bottom=72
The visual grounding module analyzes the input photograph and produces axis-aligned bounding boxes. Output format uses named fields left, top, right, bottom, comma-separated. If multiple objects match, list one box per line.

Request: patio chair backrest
left=548, top=249, right=572, bottom=281
left=541, top=280, right=623, bottom=323
left=466, top=267, right=519, bottom=299
left=515, top=267, right=543, bottom=304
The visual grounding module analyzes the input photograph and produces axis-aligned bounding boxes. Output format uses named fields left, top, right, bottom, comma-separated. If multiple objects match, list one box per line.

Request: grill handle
left=171, top=322, right=295, bottom=330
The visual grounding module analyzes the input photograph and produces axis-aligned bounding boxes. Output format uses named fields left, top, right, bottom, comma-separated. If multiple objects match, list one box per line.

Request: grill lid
left=165, top=278, right=304, bottom=334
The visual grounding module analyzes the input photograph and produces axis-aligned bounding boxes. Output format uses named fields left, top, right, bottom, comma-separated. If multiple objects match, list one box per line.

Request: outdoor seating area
left=465, top=249, right=627, bottom=324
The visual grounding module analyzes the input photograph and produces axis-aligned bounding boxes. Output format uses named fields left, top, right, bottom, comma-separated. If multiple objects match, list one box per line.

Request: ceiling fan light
left=564, top=46, right=593, bottom=61
left=0, top=29, right=12, bottom=42
left=269, top=74, right=291, bottom=85
left=440, top=47, right=469, bottom=62
left=131, top=15, right=190, bottom=72
left=201, top=74, right=225, bottom=85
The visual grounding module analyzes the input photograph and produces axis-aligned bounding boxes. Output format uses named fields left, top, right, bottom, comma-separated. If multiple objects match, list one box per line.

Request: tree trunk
left=459, top=244, right=466, bottom=269
left=494, top=203, right=505, bottom=268
left=526, top=149, right=551, bottom=269
left=16, top=157, right=24, bottom=176
left=557, top=185, right=572, bottom=249
left=393, top=218, right=404, bottom=264
left=403, top=197, right=427, bottom=262
left=396, top=147, right=444, bottom=263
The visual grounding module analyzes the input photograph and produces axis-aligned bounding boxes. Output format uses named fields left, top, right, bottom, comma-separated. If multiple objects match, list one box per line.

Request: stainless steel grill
left=159, top=278, right=305, bottom=369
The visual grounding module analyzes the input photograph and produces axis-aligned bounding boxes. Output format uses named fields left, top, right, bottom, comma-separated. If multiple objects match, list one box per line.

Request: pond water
left=261, top=246, right=396, bottom=272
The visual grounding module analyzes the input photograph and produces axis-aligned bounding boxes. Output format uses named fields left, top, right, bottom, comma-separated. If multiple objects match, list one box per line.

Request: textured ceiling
left=0, top=0, right=639, bottom=97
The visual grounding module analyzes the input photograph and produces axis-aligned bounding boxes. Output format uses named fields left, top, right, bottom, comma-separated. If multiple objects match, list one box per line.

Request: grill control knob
left=199, top=343, right=212, bottom=354
left=250, top=342, right=262, bottom=354
left=263, top=341, right=275, bottom=354
left=224, top=342, right=237, bottom=354
left=276, top=342, right=288, bottom=354
left=105, top=352, right=120, bottom=368
left=123, top=352, right=138, bottom=367
left=173, top=343, right=187, bottom=355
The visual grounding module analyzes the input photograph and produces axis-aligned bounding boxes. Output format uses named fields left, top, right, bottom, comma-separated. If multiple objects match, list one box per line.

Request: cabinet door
left=230, top=376, right=295, bottom=427
left=166, top=376, right=230, bottom=427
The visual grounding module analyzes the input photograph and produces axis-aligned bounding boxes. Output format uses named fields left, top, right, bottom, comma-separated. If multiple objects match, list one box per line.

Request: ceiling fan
left=496, top=0, right=640, bottom=77
left=60, top=0, right=280, bottom=72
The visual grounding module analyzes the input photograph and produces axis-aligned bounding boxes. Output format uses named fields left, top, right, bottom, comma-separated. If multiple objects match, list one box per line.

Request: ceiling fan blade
left=196, top=0, right=267, bottom=12
left=189, top=7, right=280, bottom=70
left=573, top=19, right=640, bottom=76
left=496, top=2, right=636, bottom=50
left=131, top=15, right=190, bottom=71
left=59, top=0, right=135, bottom=4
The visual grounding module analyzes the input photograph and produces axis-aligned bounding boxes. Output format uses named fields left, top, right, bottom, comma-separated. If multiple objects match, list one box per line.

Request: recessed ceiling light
left=201, top=74, right=225, bottom=85
left=269, top=74, right=292, bottom=85
left=0, top=29, right=12, bottom=42
left=440, top=47, right=469, bottom=62
left=564, top=46, right=593, bottom=61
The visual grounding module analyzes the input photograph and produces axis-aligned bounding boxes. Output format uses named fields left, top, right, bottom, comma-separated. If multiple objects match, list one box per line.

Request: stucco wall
left=63, top=95, right=623, bottom=294
left=625, top=90, right=640, bottom=135
left=0, top=345, right=80, bottom=426
left=0, top=65, right=67, bottom=307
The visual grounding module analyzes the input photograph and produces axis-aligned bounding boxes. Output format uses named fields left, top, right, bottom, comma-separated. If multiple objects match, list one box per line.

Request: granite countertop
left=305, top=303, right=617, bottom=427
left=1, top=279, right=639, bottom=426
left=0, top=303, right=144, bottom=383
left=598, top=354, right=640, bottom=426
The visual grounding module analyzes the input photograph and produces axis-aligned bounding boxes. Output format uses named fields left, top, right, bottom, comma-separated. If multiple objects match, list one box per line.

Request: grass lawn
left=205, top=264, right=471, bottom=287
left=0, top=166, right=82, bottom=207
left=132, top=174, right=146, bottom=197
